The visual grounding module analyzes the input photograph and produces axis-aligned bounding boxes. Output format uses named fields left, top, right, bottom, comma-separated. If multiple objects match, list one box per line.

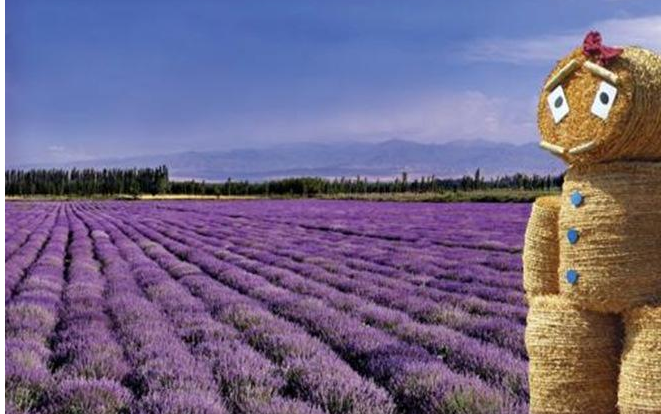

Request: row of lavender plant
left=153, top=211, right=527, bottom=353
left=182, top=200, right=529, bottom=253
left=147, top=210, right=525, bottom=355
left=262, top=240, right=527, bottom=323
left=5, top=205, right=61, bottom=302
left=91, top=205, right=527, bottom=414
left=5, top=202, right=45, bottom=236
left=134, top=214, right=528, bottom=398
left=142, top=199, right=527, bottom=256
left=6, top=200, right=532, bottom=412
left=43, top=208, right=134, bottom=413
left=221, top=223, right=527, bottom=320
left=5, top=202, right=39, bottom=238
left=6, top=206, right=69, bottom=412
left=296, top=231, right=524, bottom=291
left=77, top=205, right=399, bottom=414
left=148, top=199, right=525, bottom=266
left=269, top=228, right=524, bottom=292
left=198, top=217, right=528, bottom=324
left=73, top=210, right=232, bottom=414
left=143, top=199, right=524, bottom=302
left=5, top=204, right=54, bottom=260
left=74, top=206, right=329, bottom=414
left=227, top=242, right=525, bottom=358
left=284, top=222, right=526, bottom=303
left=262, top=211, right=525, bottom=291
left=152, top=207, right=524, bottom=294
left=149, top=203, right=528, bottom=321
left=92, top=202, right=526, bottom=327
left=120, top=204, right=525, bottom=346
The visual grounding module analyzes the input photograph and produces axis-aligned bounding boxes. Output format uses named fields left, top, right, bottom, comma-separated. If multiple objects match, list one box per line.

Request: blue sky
left=6, top=0, right=661, bottom=164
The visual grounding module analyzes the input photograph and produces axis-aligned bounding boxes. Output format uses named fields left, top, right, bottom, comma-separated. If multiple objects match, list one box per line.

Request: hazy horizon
left=7, top=137, right=540, bottom=167
left=7, top=1, right=661, bottom=165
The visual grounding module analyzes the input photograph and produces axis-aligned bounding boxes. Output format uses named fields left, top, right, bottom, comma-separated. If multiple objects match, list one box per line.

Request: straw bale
left=618, top=303, right=661, bottom=414
left=537, top=47, right=661, bottom=165
left=523, top=196, right=560, bottom=299
left=526, top=295, right=621, bottom=414
left=528, top=35, right=661, bottom=414
left=558, top=161, right=661, bottom=313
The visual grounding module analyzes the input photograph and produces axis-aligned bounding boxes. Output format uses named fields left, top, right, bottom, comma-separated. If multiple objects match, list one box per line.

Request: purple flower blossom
left=6, top=200, right=532, bottom=413
left=48, top=378, right=132, bottom=414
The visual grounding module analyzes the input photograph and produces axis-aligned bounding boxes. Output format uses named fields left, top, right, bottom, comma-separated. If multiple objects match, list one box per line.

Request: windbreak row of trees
left=5, top=166, right=169, bottom=196
left=171, top=170, right=562, bottom=197
left=6, top=167, right=562, bottom=197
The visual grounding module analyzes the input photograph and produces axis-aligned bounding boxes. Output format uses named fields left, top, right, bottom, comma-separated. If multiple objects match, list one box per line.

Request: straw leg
left=526, top=295, right=621, bottom=414
left=618, top=303, right=661, bottom=414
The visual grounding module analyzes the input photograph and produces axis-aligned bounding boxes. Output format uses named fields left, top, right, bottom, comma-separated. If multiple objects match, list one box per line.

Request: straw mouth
left=539, top=139, right=599, bottom=156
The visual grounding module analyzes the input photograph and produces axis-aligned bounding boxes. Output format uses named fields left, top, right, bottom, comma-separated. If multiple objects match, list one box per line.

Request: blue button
left=567, top=228, right=580, bottom=244
left=570, top=191, right=583, bottom=207
left=566, top=269, right=579, bottom=285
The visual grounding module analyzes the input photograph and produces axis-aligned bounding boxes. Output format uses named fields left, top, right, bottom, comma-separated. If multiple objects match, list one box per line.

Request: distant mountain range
left=11, top=139, right=564, bottom=181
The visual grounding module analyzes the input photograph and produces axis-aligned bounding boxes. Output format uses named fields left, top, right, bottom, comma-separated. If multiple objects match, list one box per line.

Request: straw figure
left=524, top=31, right=661, bottom=414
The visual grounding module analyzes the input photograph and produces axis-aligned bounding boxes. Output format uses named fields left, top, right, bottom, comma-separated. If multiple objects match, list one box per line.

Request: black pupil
left=600, top=92, right=609, bottom=105
left=554, top=96, right=563, bottom=108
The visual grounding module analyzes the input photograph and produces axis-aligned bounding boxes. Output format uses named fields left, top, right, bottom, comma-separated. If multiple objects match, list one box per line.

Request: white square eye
left=591, top=81, right=618, bottom=120
left=547, top=85, right=569, bottom=124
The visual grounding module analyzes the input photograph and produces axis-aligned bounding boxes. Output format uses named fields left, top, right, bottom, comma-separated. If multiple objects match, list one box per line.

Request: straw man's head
left=537, top=32, right=661, bottom=166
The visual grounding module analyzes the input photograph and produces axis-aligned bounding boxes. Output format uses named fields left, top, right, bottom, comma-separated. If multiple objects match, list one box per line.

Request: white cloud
left=232, top=91, right=538, bottom=145
left=325, top=92, right=537, bottom=143
left=464, top=15, right=661, bottom=64
left=48, top=145, right=65, bottom=153
left=45, top=144, right=94, bottom=163
left=10, top=91, right=540, bottom=165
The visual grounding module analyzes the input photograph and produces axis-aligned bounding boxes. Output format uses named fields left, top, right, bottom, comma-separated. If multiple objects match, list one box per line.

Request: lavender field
left=5, top=200, right=531, bottom=414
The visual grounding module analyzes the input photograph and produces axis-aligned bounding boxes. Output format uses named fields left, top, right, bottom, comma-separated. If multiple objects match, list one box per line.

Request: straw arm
left=523, top=196, right=561, bottom=299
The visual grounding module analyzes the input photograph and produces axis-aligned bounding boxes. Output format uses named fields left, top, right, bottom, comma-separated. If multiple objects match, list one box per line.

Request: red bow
left=583, top=31, right=623, bottom=66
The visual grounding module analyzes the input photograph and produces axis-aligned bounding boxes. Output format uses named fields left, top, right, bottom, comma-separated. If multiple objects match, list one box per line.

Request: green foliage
left=5, top=166, right=169, bottom=197
left=6, top=166, right=563, bottom=200
left=440, top=388, right=503, bottom=414
left=170, top=172, right=562, bottom=198
left=318, top=189, right=559, bottom=203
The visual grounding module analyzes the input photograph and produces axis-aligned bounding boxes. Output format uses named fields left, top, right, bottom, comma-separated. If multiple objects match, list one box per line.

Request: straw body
left=526, top=295, right=621, bottom=414
left=523, top=196, right=560, bottom=300
left=619, top=304, right=661, bottom=414
left=529, top=41, right=661, bottom=414
left=559, top=161, right=661, bottom=313
left=524, top=162, right=661, bottom=413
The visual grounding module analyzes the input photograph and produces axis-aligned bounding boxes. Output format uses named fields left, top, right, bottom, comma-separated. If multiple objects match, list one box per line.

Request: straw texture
left=529, top=35, right=661, bottom=414
left=523, top=196, right=560, bottom=300
left=537, top=46, right=661, bottom=165
left=618, top=303, right=661, bottom=414
left=526, top=295, right=621, bottom=414
left=559, top=161, right=661, bottom=313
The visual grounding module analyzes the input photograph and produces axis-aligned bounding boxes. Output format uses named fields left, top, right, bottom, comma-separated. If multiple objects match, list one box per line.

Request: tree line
left=5, top=167, right=562, bottom=197
left=5, top=166, right=169, bottom=196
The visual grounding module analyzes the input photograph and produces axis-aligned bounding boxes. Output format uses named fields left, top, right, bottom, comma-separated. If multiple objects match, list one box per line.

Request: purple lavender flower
left=7, top=200, right=533, bottom=413
left=47, top=378, right=132, bottom=414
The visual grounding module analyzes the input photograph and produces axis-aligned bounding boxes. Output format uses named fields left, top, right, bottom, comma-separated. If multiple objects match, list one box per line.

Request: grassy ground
left=316, top=189, right=560, bottom=202
left=136, top=194, right=260, bottom=200
left=5, top=194, right=260, bottom=201
left=5, top=195, right=116, bottom=201
left=6, top=189, right=559, bottom=203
